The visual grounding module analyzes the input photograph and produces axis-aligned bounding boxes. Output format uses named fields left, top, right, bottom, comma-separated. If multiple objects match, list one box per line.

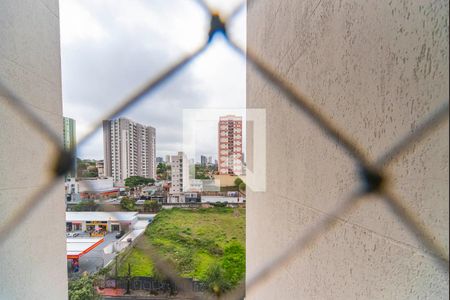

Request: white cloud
left=59, top=0, right=109, bottom=45
left=59, top=0, right=246, bottom=160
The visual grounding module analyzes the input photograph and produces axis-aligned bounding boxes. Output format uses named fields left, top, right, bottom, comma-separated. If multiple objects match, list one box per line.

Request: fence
left=0, top=0, right=448, bottom=299
left=98, top=276, right=206, bottom=295
left=162, top=202, right=245, bottom=209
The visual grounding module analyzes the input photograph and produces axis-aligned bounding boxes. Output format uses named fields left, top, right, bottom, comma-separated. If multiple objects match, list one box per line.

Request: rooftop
left=67, top=237, right=104, bottom=259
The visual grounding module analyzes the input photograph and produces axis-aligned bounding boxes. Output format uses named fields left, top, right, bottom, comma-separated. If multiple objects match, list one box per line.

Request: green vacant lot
left=119, top=207, right=245, bottom=287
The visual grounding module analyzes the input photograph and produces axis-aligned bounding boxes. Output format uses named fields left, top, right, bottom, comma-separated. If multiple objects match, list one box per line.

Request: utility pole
left=115, top=255, right=118, bottom=289
left=126, top=263, right=131, bottom=294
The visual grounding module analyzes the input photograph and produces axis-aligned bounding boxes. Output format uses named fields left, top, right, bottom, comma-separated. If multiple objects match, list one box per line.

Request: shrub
left=96, top=265, right=112, bottom=276
left=68, top=273, right=100, bottom=300
left=73, top=200, right=97, bottom=211
left=208, top=243, right=224, bottom=256
left=220, top=243, right=245, bottom=285
left=234, top=177, right=243, bottom=187
left=120, top=197, right=136, bottom=211
left=204, top=264, right=231, bottom=296
left=144, top=200, right=162, bottom=212
left=239, top=182, right=246, bottom=192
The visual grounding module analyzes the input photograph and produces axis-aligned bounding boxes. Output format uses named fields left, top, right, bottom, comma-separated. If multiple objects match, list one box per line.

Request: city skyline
left=71, top=113, right=245, bottom=164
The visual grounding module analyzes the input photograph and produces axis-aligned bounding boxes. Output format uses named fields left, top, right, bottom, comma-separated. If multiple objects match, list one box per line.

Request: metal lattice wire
left=0, top=0, right=448, bottom=299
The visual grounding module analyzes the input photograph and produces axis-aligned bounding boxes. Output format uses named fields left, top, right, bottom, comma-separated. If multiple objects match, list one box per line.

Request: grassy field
left=118, top=207, right=245, bottom=286
left=118, top=248, right=154, bottom=277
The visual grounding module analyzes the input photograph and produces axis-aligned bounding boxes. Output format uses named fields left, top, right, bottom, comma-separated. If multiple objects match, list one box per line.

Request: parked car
left=115, top=231, right=125, bottom=239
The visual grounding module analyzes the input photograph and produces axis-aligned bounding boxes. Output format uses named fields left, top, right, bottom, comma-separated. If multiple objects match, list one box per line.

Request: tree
left=120, top=197, right=136, bottom=211
left=77, top=158, right=98, bottom=178
left=82, top=171, right=98, bottom=178
left=68, top=273, right=100, bottom=300
left=125, top=176, right=154, bottom=188
left=195, top=164, right=212, bottom=180
left=143, top=200, right=162, bottom=213
left=157, top=162, right=168, bottom=172
left=239, top=182, right=246, bottom=192
left=157, top=163, right=170, bottom=180
left=234, top=177, right=243, bottom=187
left=73, top=200, right=97, bottom=211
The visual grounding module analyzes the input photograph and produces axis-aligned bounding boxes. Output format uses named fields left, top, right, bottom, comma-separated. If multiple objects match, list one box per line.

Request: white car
left=66, top=232, right=79, bottom=238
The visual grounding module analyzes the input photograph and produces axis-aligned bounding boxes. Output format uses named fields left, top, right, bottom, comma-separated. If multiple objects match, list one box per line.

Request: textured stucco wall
left=247, top=0, right=448, bottom=299
left=0, top=0, right=67, bottom=299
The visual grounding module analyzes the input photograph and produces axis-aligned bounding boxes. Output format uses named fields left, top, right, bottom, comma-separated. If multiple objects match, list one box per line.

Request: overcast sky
left=59, top=0, right=246, bottom=161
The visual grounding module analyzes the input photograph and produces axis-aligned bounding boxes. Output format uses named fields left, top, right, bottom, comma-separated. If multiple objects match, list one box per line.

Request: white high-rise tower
left=103, top=118, right=156, bottom=184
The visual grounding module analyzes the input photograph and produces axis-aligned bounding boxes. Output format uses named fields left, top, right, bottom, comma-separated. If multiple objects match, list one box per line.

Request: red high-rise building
left=218, top=115, right=243, bottom=175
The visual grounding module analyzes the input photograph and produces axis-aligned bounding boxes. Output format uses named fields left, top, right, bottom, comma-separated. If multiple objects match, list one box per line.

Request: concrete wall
left=0, top=1, right=67, bottom=299
left=247, top=1, right=448, bottom=299
left=214, top=174, right=239, bottom=187
left=201, top=196, right=245, bottom=203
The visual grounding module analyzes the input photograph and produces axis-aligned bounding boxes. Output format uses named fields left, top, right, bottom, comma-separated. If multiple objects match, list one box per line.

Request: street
left=68, top=214, right=154, bottom=278
left=68, top=233, right=117, bottom=277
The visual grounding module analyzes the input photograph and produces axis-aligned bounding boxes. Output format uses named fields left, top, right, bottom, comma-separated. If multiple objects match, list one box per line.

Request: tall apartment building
left=103, top=118, right=156, bottom=184
left=218, top=115, right=243, bottom=175
left=96, top=160, right=104, bottom=177
left=63, top=117, right=77, bottom=178
left=169, top=152, right=190, bottom=203
left=200, top=155, right=207, bottom=166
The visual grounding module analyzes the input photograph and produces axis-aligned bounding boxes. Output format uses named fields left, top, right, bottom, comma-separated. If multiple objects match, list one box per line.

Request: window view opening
left=59, top=0, right=248, bottom=298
